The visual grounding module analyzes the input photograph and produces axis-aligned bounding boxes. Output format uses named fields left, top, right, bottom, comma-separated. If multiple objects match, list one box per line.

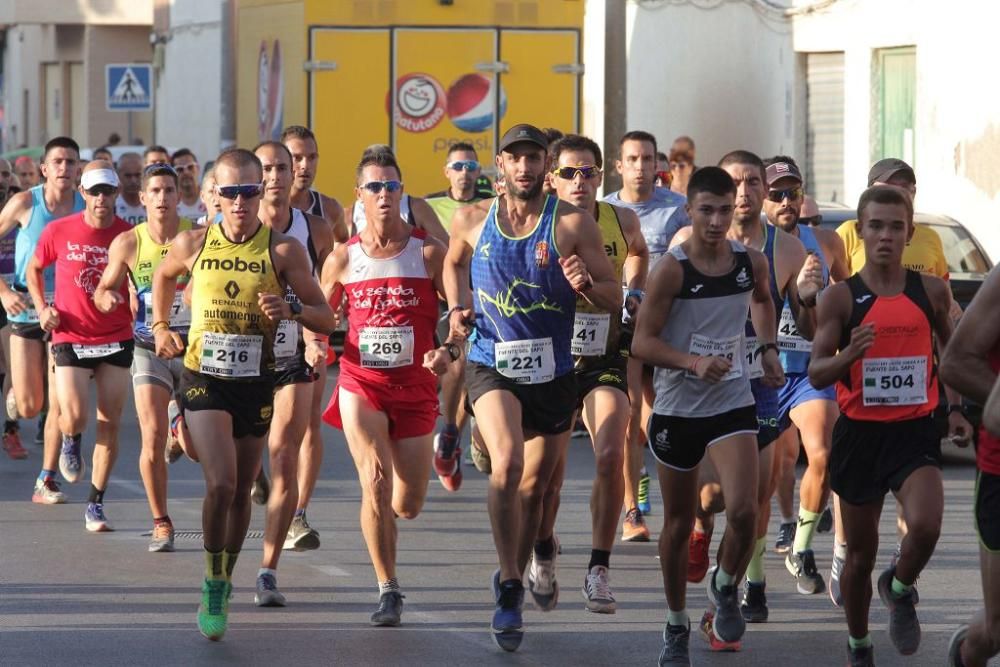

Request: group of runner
left=1, top=122, right=998, bottom=667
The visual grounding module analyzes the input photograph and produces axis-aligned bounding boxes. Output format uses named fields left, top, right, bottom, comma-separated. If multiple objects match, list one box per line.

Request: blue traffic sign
left=106, top=64, right=153, bottom=111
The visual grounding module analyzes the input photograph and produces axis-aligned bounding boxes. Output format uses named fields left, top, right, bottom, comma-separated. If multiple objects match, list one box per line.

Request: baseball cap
left=765, top=161, right=802, bottom=186
left=498, top=124, right=548, bottom=154
left=80, top=168, right=120, bottom=190
left=867, top=158, right=915, bottom=186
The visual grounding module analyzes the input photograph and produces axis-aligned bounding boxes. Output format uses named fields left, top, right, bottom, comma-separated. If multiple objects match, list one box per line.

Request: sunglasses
left=800, top=214, right=823, bottom=226
left=552, top=165, right=600, bottom=180
left=766, top=187, right=803, bottom=203
left=144, top=162, right=177, bottom=176
left=215, top=183, right=264, bottom=200
left=85, top=184, right=117, bottom=197
left=447, top=160, right=479, bottom=172
left=360, top=180, right=403, bottom=194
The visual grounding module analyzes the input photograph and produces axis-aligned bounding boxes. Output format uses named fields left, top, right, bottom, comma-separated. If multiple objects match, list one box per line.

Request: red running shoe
left=688, top=530, right=710, bottom=583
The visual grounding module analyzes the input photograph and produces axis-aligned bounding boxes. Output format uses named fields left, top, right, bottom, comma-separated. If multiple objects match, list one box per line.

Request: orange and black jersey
left=836, top=270, right=938, bottom=422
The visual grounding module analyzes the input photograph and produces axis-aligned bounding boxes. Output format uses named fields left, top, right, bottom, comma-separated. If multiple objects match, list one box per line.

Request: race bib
left=862, top=356, right=927, bottom=406
left=274, top=320, right=300, bottom=359
left=777, top=306, right=811, bottom=353
left=359, top=326, right=414, bottom=369
left=144, top=292, right=191, bottom=329
left=744, top=335, right=764, bottom=380
left=687, top=333, right=742, bottom=381
left=22, top=290, right=54, bottom=322
left=199, top=332, right=262, bottom=378
left=572, top=312, right=610, bottom=357
left=71, top=342, right=122, bottom=359
left=495, top=337, right=555, bottom=384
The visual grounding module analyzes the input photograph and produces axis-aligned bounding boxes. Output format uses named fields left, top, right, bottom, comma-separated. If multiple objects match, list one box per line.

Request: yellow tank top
left=184, top=223, right=282, bottom=379
left=574, top=202, right=627, bottom=361
left=132, top=218, right=194, bottom=342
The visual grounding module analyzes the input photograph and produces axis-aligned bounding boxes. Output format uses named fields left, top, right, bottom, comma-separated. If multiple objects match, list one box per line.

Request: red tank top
left=836, top=270, right=938, bottom=421
left=977, top=346, right=1000, bottom=475
left=340, top=228, right=438, bottom=386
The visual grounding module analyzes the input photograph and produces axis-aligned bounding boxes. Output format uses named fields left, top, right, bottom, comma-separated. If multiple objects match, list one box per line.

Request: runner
left=631, top=166, right=784, bottom=665
left=196, top=166, right=221, bottom=226
left=252, top=140, right=333, bottom=605
left=114, top=152, right=147, bottom=226
left=171, top=149, right=208, bottom=220
left=808, top=184, right=953, bottom=666
left=94, top=162, right=192, bottom=550
left=320, top=148, right=453, bottom=626
left=425, top=142, right=495, bottom=232
left=28, top=161, right=133, bottom=531
left=151, top=147, right=336, bottom=641
left=940, top=265, right=1000, bottom=667
left=444, top=123, right=619, bottom=651
left=0, top=157, right=26, bottom=460
left=0, top=136, right=84, bottom=503
left=532, top=133, right=648, bottom=613
left=15, top=156, right=40, bottom=189
left=604, top=130, right=691, bottom=541
left=143, top=145, right=171, bottom=168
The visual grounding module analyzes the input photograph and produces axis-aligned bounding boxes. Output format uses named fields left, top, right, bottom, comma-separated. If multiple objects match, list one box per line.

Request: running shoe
left=947, top=625, right=969, bottom=667
left=707, top=567, right=745, bottom=643
left=59, top=435, right=85, bottom=483
left=877, top=566, right=921, bottom=655
left=622, top=506, right=651, bottom=542
left=32, top=477, right=67, bottom=504
left=198, top=578, right=230, bottom=641
left=490, top=569, right=524, bottom=652
left=432, top=426, right=463, bottom=492
left=254, top=572, right=287, bottom=607
left=818, top=506, right=833, bottom=533
left=774, top=520, right=795, bottom=554
left=370, top=591, right=404, bottom=626
left=658, top=622, right=691, bottom=666
left=251, top=471, right=270, bottom=505
left=85, top=502, right=114, bottom=532
left=786, top=549, right=826, bottom=594
left=149, top=521, right=175, bottom=553
left=829, top=551, right=845, bottom=607
left=637, top=467, right=651, bottom=515
left=284, top=512, right=320, bottom=551
left=846, top=643, right=875, bottom=667
left=740, top=580, right=768, bottom=623
left=3, top=426, right=27, bottom=460
left=582, top=565, right=616, bottom=614
left=470, top=441, right=491, bottom=475
left=699, top=609, right=741, bottom=651
left=528, top=544, right=559, bottom=611
left=687, top=530, right=710, bottom=583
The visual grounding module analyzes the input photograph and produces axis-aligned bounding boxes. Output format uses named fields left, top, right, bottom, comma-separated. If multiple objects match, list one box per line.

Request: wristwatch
left=947, top=403, right=968, bottom=416
left=288, top=301, right=303, bottom=320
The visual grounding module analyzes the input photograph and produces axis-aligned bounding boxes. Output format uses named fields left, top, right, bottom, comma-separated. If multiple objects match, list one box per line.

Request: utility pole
left=219, top=0, right=236, bottom=151
left=603, top=0, right=627, bottom=194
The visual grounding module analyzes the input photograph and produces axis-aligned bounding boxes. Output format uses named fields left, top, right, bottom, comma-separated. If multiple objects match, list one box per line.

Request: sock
left=793, top=508, right=821, bottom=553
left=834, top=541, right=848, bottom=560
left=534, top=535, right=555, bottom=560
left=715, top=566, right=736, bottom=588
left=205, top=549, right=225, bottom=581
left=224, top=550, right=240, bottom=581
left=88, top=485, right=105, bottom=505
left=588, top=549, right=611, bottom=571
left=258, top=567, right=276, bottom=578
left=666, top=608, right=688, bottom=627
left=378, top=577, right=400, bottom=595
left=154, top=515, right=171, bottom=526
left=848, top=634, right=872, bottom=650
left=746, top=537, right=767, bottom=584
left=891, top=576, right=912, bottom=597
left=37, top=469, right=56, bottom=483
left=294, top=508, right=306, bottom=518
left=4, top=419, right=17, bottom=433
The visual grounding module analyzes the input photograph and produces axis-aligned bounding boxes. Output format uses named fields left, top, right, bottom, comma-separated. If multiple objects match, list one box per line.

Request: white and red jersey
left=340, top=228, right=438, bottom=386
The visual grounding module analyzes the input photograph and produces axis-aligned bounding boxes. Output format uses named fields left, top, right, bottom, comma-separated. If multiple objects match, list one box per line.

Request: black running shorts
left=464, top=362, right=577, bottom=436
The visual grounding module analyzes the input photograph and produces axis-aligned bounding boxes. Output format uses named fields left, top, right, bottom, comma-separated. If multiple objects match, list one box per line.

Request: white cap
left=80, top=168, right=120, bottom=190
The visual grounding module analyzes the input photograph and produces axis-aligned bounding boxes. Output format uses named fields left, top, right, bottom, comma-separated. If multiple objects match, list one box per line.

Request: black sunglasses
left=766, top=187, right=803, bottom=203
left=85, top=184, right=117, bottom=197
left=215, top=183, right=264, bottom=200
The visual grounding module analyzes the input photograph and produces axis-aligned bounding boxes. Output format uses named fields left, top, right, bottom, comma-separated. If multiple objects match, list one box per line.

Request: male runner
left=809, top=184, right=953, bottom=666
left=29, top=161, right=133, bottom=531
left=941, top=266, right=1000, bottom=667
left=604, top=130, right=691, bottom=540
left=531, top=133, right=648, bottom=613
left=632, top=166, right=784, bottom=665
left=0, top=157, right=26, bottom=460
left=444, top=123, right=619, bottom=651
left=252, top=140, right=333, bottom=605
left=94, top=162, right=192, bottom=550
left=425, top=142, right=495, bottom=232
left=151, top=147, right=335, bottom=641
left=281, top=125, right=348, bottom=236
left=15, top=156, right=40, bottom=188
left=171, top=149, right=208, bottom=220
left=143, top=145, right=171, bottom=168
left=115, top=152, right=147, bottom=226
left=0, top=137, right=84, bottom=503
left=321, top=148, right=453, bottom=626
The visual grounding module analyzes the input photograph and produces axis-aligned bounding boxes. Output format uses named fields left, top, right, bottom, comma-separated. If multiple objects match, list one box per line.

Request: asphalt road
left=0, top=373, right=992, bottom=666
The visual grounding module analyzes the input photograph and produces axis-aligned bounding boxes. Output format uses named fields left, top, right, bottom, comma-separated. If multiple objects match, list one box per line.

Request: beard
left=507, top=174, right=543, bottom=201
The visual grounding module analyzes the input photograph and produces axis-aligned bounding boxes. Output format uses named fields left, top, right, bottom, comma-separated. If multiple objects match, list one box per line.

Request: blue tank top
left=779, top=223, right=830, bottom=374
left=744, top=224, right=783, bottom=378
left=467, top=195, right=576, bottom=383
left=10, top=185, right=85, bottom=323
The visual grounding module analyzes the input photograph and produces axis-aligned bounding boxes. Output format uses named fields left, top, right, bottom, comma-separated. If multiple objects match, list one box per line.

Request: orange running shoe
left=699, top=609, right=741, bottom=652
left=3, top=427, right=27, bottom=460
left=688, top=530, right=710, bottom=583
left=622, top=507, right=650, bottom=542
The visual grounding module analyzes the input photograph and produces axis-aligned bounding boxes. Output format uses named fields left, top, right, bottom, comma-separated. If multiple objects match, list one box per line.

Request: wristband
left=443, top=305, right=465, bottom=322
left=626, top=288, right=645, bottom=301
left=756, top=342, right=779, bottom=357
left=151, top=320, right=170, bottom=333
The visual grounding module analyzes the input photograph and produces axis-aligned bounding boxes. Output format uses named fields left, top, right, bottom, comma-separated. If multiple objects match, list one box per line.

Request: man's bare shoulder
left=0, top=190, right=34, bottom=221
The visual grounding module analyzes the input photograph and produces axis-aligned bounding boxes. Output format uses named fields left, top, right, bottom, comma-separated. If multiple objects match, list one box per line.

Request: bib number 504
left=880, top=374, right=914, bottom=390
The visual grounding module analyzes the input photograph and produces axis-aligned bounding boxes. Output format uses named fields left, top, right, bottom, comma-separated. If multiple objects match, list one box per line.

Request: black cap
left=498, top=124, right=548, bottom=154
left=867, top=158, right=915, bottom=187
left=765, top=161, right=803, bottom=186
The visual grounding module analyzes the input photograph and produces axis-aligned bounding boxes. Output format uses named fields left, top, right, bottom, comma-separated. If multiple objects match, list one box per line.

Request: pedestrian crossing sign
left=106, top=64, right=153, bottom=111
